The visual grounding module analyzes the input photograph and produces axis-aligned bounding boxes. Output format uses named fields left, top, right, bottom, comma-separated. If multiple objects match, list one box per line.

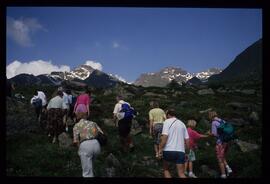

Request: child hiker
left=184, top=119, right=209, bottom=178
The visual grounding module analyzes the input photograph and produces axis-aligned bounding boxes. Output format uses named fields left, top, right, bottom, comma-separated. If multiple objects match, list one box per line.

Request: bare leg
left=154, top=144, right=159, bottom=156
left=176, top=164, right=187, bottom=178
left=218, top=158, right=226, bottom=175
left=189, top=161, right=193, bottom=173
left=163, top=161, right=172, bottom=178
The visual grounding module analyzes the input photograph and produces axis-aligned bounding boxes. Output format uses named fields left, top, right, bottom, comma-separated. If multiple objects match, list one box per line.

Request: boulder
left=249, top=111, right=259, bottom=122
left=229, top=118, right=249, bottom=127
left=235, top=139, right=259, bottom=152
left=130, top=127, right=143, bottom=136
left=105, top=167, right=116, bottom=177
left=103, top=118, right=115, bottom=127
left=226, top=102, right=250, bottom=110
left=58, top=132, right=73, bottom=148
left=197, top=88, right=215, bottom=95
left=105, top=153, right=121, bottom=168
left=199, top=108, right=212, bottom=114
left=241, top=89, right=256, bottom=95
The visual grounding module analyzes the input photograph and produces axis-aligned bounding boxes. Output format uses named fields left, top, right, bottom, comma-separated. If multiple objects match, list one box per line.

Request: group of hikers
left=30, top=86, right=234, bottom=178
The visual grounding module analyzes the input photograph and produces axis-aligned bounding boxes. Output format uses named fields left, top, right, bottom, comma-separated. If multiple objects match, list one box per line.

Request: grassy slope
left=6, top=84, right=262, bottom=177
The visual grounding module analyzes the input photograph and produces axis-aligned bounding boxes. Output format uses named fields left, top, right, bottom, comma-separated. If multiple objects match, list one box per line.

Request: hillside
left=208, top=39, right=262, bottom=83
left=6, top=81, right=262, bottom=177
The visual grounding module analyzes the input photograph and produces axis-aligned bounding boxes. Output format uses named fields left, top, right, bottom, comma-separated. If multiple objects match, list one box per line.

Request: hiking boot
left=188, top=172, right=197, bottom=178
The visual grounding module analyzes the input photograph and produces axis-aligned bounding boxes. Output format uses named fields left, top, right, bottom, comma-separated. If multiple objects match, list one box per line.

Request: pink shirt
left=187, top=127, right=203, bottom=149
left=74, top=94, right=91, bottom=110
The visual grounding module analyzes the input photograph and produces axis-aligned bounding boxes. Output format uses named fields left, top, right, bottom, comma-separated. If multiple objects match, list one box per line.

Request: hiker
left=148, top=101, right=166, bottom=158
left=73, top=87, right=91, bottom=122
left=73, top=113, right=103, bottom=177
left=30, top=90, right=47, bottom=121
left=184, top=119, right=209, bottom=178
left=58, top=87, right=71, bottom=131
left=207, top=111, right=233, bottom=178
left=113, top=95, right=135, bottom=152
left=46, top=90, right=65, bottom=143
left=158, top=109, right=190, bottom=178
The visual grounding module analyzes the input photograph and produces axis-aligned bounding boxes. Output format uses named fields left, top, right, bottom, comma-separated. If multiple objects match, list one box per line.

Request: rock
left=143, top=92, right=167, bottom=98
left=179, top=101, right=188, bottom=107
left=199, top=108, right=212, bottom=114
left=131, top=119, right=140, bottom=129
left=229, top=118, right=249, bottom=126
left=58, top=132, right=73, bottom=148
left=172, top=91, right=182, bottom=97
left=14, top=93, right=25, bottom=99
left=105, top=153, right=121, bottom=168
left=104, top=89, right=114, bottom=96
left=103, top=118, right=115, bottom=127
left=217, top=88, right=227, bottom=93
left=226, top=102, right=250, bottom=110
left=143, top=156, right=151, bottom=160
left=200, top=165, right=219, bottom=178
left=197, top=88, right=215, bottom=95
left=235, top=139, right=259, bottom=152
left=130, top=127, right=143, bottom=136
left=249, top=111, right=259, bottom=122
left=105, top=167, right=116, bottom=177
left=141, top=134, right=152, bottom=139
left=241, top=89, right=256, bottom=95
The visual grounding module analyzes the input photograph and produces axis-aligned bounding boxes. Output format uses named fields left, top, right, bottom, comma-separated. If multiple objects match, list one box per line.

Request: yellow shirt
left=149, top=108, right=166, bottom=125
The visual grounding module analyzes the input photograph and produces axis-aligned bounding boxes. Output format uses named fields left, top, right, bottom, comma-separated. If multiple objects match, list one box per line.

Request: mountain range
left=134, top=67, right=222, bottom=87
left=7, top=38, right=262, bottom=88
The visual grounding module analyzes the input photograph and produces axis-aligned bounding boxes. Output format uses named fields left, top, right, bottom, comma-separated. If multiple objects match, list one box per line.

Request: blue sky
left=6, top=7, right=262, bottom=82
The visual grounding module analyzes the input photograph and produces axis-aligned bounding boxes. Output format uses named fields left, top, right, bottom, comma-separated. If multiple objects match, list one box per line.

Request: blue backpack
left=217, top=119, right=235, bottom=142
left=32, top=98, right=42, bottom=108
left=120, top=103, right=135, bottom=119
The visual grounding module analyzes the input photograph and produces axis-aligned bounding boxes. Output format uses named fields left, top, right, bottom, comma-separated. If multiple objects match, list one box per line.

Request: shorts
left=186, top=149, right=196, bottom=162
left=118, top=118, right=132, bottom=138
left=163, top=151, right=185, bottom=164
left=153, top=123, right=163, bottom=145
left=75, top=104, right=88, bottom=113
left=216, top=143, right=228, bottom=160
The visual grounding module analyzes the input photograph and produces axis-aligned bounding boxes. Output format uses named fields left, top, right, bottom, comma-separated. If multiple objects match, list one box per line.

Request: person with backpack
left=73, top=113, right=104, bottom=177
left=148, top=101, right=166, bottom=158
left=208, top=111, right=233, bottom=178
left=30, top=90, right=47, bottom=121
left=184, top=119, right=209, bottom=178
left=158, top=109, right=190, bottom=178
left=113, top=95, right=135, bottom=152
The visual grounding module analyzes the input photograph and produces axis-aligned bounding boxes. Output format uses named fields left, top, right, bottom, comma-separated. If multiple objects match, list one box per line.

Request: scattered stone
left=143, top=92, right=167, bottom=98
left=217, top=88, right=227, bottom=93
left=229, top=118, right=249, bottom=127
left=199, top=108, right=212, bottom=114
left=240, top=89, right=256, bottom=95
left=105, top=167, right=116, bottom=177
left=103, top=118, right=115, bottom=127
left=14, top=93, right=25, bottom=99
left=226, top=102, right=250, bottom=110
left=141, top=134, right=152, bottom=139
left=172, top=91, right=182, bottom=97
left=58, top=132, right=73, bottom=148
left=235, top=139, right=259, bottom=152
left=130, top=127, right=143, bottom=136
left=131, top=119, right=140, bottom=129
left=249, top=111, right=259, bottom=122
left=205, top=142, right=210, bottom=146
left=143, top=156, right=151, bottom=160
left=197, top=88, right=215, bottom=95
left=105, top=153, right=121, bottom=168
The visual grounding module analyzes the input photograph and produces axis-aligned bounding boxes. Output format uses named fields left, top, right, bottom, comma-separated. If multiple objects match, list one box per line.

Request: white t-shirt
left=37, top=91, right=47, bottom=106
left=113, top=100, right=130, bottom=120
left=162, top=117, right=189, bottom=152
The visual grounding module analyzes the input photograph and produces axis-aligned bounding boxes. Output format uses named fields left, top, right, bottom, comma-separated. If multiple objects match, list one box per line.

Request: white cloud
left=84, top=60, right=103, bottom=71
left=6, top=60, right=70, bottom=79
left=112, top=41, right=120, bottom=48
left=7, top=16, right=45, bottom=47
